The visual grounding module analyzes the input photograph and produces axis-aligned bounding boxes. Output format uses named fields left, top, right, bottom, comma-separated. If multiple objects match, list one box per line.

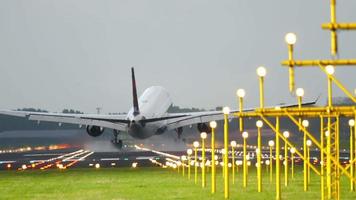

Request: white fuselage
left=126, top=86, right=172, bottom=139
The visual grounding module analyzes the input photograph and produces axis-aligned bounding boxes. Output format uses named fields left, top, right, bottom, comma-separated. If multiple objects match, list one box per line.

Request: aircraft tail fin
left=131, top=67, right=140, bottom=116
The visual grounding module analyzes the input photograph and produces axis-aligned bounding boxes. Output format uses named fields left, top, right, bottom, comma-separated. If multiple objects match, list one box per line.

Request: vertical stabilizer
left=131, top=67, right=140, bottom=116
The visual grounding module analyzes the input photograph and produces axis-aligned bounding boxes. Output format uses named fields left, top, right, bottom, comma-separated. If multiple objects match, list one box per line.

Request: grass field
left=0, top=166, right=355, bottom=200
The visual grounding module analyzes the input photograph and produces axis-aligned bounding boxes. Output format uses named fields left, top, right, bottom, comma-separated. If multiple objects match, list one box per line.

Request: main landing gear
left=112, top=130, right=123, bottom=149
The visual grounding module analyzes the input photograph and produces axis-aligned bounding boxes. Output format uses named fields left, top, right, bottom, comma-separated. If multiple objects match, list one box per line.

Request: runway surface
left=0, top=144, right=351, bottom=171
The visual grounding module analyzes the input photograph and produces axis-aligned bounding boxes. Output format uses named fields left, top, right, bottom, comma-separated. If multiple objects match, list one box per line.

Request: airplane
left=0, top=68, right=316, bottom=149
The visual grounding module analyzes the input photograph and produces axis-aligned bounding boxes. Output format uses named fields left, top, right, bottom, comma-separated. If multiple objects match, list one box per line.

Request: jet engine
left=197, top=123, right=211, bottom=133
left=86, top=125, right=105, bottom=137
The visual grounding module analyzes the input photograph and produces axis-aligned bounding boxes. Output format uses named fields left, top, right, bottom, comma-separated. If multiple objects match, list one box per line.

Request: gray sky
left=0, top=0, right=355, bottom=113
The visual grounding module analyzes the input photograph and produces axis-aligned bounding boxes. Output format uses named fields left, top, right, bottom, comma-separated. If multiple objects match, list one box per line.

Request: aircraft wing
left=0, top=110, right=129, bottom=131
left=163, top=100, right=317, bottom=131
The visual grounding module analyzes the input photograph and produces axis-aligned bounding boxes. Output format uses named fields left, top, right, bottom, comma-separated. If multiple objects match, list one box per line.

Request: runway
left=0, top=147, right=177, bottom=170
left=0, top=143, right=351, bottom=171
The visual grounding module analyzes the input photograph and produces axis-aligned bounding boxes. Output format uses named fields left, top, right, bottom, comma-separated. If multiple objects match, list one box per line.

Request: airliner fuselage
left=126, top=86, right=172, bottom=139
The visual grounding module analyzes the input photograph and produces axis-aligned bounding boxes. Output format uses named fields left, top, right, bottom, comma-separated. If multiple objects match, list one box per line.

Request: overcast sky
left=0, top=0, right=355, bottom=113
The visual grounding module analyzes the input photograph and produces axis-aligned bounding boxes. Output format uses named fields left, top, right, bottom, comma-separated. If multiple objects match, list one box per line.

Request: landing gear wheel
left=112, top=130, right=123, bottom=149
left=118, top=140, right=123, bottom=149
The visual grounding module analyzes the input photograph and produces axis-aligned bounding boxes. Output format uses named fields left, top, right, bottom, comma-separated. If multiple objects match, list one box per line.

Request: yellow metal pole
left=327, top=117, right=332, bottom=199
left=350, top=123, right=354, bottom=191
left=318, top=65, right=356, bottom=103
left=281, top=59, right=356, bottom=67
left=243, top=136, right=247, bottom=188
left=222, top=155, right=225, bottom=179
left=320, top=116, right=325, bottom=200
left=223, top=113, right=230, bottom=199
left=291, top=151, right=295, bottom=179
left=330, top=0, right=338, bottom=56
left=328, top=75, right=333, bottom=108
left=288, top=44, right=295, bottom=92
left=276, top=117, right=281, bottom=200
left=211, top=127, right=216, bottom=193
left=182, top=159, right=185, bottom=177
left=304, top=128, right=308, bottom=191
left=232, top=145, right=235, bottom=185
left=202, top=137, right=206, bottom=188
left=270, top=146, right=273, bottom=183
left=284, top=136, right=288, bottom=187
left=188, top=155, right=191, bottom=180
left=259, top=76, right=264, bottom=109
left=354, top=114, right=356, bottom=192
left=258, top=126, right=262, bottom=192
left=308, top=146, right=310, bottom=185
left=239, top=97, right=244, bottom=132
left=194, top=147, right=198, bottom=184
left=327, top=71, right=333, bottom=199
left=354, top=114, right=356, bottom=189
left=298, top=95, right=302, bottom=131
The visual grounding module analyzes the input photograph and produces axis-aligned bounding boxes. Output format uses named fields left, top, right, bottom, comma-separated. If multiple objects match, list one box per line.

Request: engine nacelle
left=86, top=125, right=105, bottom=137
left=197, top=123, right=211, bottom=134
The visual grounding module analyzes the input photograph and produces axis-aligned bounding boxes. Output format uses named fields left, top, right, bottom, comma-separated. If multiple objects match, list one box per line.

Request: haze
left=0, top=0, right=355, bottom=113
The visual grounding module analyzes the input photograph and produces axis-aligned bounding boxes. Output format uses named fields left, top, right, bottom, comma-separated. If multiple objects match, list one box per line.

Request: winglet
left=131, top=67, right=140, bottom=116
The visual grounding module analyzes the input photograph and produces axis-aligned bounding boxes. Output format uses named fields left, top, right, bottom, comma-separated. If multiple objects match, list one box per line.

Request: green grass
left=0, top=166, right=355, bottom=200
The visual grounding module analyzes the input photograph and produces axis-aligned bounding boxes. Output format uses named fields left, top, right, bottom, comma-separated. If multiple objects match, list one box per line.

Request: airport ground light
left=275, top=115, right=281, bottom=200
left=223, top=106, right=230, bottom=199
left=187, top=149, right=193, bottom=180
left=284, top=32, right=297, bottom=92
left=283, top=131, right=290, bottom=187
left=230, top=140, right=237, bottom=185
left=181, top=155, right=187, bottom=177
left=237, top=89, right=245, bottom=132
left=290, top=147, right=296, bottom=179
left=256, top=120, right=263, bottom=192
left=349, top=119, right=355, bottom=191
left=200, top=132, right=207, bottom=188
left=268, top=140, right=275, bottom=183
left=193, top=141, right=199, bottom=184
left=242, top=131, right=249, bottom=188
left=256, top=66, right=266, bottom=109
left=209, top=121, right=217, bottom=194
left=302, top=119, right=309, bottom=191
left=296, top=87, right=304, bottom=131
left=306, top=139, right=312, bottom=185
